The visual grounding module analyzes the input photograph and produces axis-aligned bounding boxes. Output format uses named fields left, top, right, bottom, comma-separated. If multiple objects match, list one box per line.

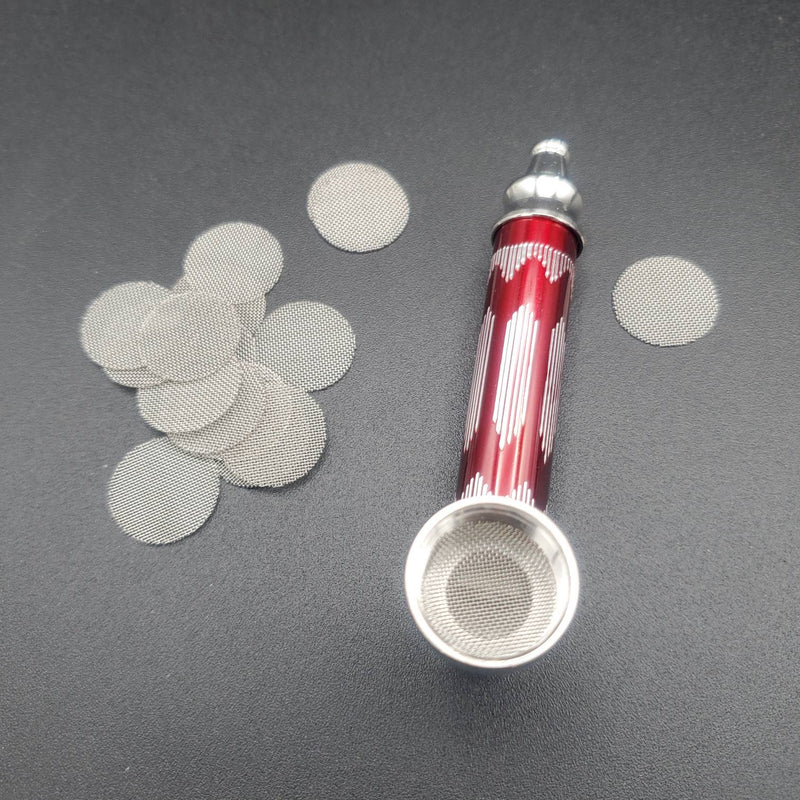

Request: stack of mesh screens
left=81, top=222, right=356, bottom=545
left=82, top=162, right=409, bottom=545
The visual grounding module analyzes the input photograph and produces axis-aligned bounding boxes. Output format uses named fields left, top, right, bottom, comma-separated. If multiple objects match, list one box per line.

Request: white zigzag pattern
left=491, top=242, right=574, bottom=284
left=532, top=242, right=574, bottom=283
left=491, top=242, right=534, bottom=281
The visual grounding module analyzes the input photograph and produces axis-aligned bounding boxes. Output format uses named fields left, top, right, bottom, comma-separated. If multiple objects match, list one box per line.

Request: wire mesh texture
left=183, top=222, right=283, bottom=303
left=220, top=381, right=326, bottom=488
left=419, top=518, right=559, bottom=661
left=136, top=360, right=245, bottom=433
left=107, top=437, right=222, bottom=545
left=173, top=274, right=267, bottom=335
left=307, top=162, right=409, bottom=252
left=168, top=363, right=274, bottom=456
left=80, top=281, right=171, bottom=370
left=103, top=365, right=163, bottom=388
left=138, top=291, right=244, bottom=381
left=80, top=211, right=368, bottom=545
left=238, top=301, right=356, bottom=391
left=613, top=256, right=720, bottom=346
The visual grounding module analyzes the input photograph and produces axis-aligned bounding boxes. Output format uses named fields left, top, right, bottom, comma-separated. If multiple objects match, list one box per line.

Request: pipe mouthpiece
left=495, top=138, right=584, bottom=253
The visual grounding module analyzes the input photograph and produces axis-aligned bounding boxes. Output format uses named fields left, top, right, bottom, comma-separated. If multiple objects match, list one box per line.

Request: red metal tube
left=457, top=215, right=580, bottom=510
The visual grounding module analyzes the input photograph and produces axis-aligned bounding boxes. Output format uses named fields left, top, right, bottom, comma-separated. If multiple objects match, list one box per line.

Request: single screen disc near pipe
left=405, top=140, right=584, bottom=670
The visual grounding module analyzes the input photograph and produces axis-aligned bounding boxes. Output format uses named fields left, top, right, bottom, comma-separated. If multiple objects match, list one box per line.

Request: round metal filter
left=172, top=275, right=267, bottom=335
left=103, top=365, right=164, bottom=388
left=613, top=256, right=720, bottom=347
left=307, top=162, right=409, bottom=252
left=138, top=291, right=243, bottom=381
left=80, top=281, right=170, bottom=369
left=107, top=437, right=222, bottom=545
left=238, top=301, right=355, bottom=391
left=168, top=363, right=273, bottom=455
left=136, top=360, right=244, bottom=433
left=183, top=222, right=283, bottom=303
left=405, top=497, right=579, bottom=669
left=220, top=382, right=326, bottom=487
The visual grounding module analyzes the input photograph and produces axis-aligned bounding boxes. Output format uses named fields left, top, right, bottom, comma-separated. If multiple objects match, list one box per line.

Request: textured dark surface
left=2, top=1, right=799, bottom=798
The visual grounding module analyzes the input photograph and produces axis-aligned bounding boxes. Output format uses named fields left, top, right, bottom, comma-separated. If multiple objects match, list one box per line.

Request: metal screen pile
left=81, top=221, right=357, bottom=545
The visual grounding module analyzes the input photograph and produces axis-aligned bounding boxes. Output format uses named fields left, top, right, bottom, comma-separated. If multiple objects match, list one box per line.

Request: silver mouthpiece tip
left=494, top=138, right=584, bottom=253
left=531, top=138, right=569, bottom=161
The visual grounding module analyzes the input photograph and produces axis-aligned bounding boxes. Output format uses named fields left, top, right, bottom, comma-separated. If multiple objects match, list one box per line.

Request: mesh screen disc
left=168, top=363, right=273, bottom=454
left=107, top=437, right=222, bottom=545
left=419, top=519, right=558, bottom=661
left=220, top=382, right=326, bottom=487
left=183, top=222, right=283, bottom=303
left=238, top=301, right=355, bottom=391
left=307, top=162, right=409, bottom=252
left=173, top=275, right=267, bottom=335
left=613, top=256, right=720, bottom=346
left=139, top=291, right=243, bottom=381
left=103, top=365, right=163, bottom=388
left=136, top=360, right=244, bottom=433
left=80, top=281, right=170, bottom=369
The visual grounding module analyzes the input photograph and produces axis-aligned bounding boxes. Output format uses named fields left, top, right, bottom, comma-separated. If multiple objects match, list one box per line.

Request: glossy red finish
left=457, top=216, right=580, bottom=510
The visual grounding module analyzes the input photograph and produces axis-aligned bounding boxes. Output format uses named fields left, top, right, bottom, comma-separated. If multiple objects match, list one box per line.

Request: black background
left=2, top=1, right=799, bottom=798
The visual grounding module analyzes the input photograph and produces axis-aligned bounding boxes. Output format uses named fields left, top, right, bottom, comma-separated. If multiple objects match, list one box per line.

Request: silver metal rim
left=405, top=496, right=580, bottom=670
left=491, top=210, right=585, bottom=254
